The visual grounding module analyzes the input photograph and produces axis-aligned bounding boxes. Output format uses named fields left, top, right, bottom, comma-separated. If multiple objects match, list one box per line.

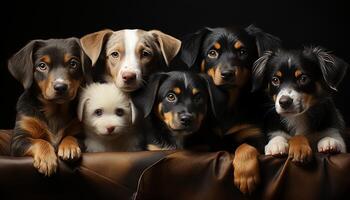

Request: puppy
left=180, top=24, right=281, bottom=194
left=252, top=47, right=349, bottom=162
left=8, top=38, right=89, bottom=176
left=78, top=83, right=144, bottom=152
left=80, top=29, right=181, bottom=92
left=133, top=71, right=223, bottom=150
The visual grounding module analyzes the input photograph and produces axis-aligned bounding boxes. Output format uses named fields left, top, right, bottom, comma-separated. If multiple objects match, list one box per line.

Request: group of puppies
left=7, top=24, right=348, bottom=194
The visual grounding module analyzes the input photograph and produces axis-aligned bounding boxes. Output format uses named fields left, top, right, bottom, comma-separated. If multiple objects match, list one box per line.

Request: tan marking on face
left=173, top=87, right=181, bottom=95
left=275, top=70, right=282, bottom=77
left=163, top=112, right=175, bottom=129
left=294, top=69, right=302, bottom=78
left=64, top=54, right=78, bottom=63
left=192, top=88, right=199, bottom=95
left=303, top=93, right=317, bottom=108
left=207, top=66, right=225, bottom=86
left=37, top=73, right=54, bottom=100
left=214, top=42, right=221, bottom=49
left=19, top=116, right=51, bottom=140
left=272, top=95, right=277, bottom=102
left=234, top=40, right=244, bottom=49
left=201, top=60, right=206, bottom=73
left=67, top=79, right=81, bottom=100
left=40, top=55, right=51, bottom=64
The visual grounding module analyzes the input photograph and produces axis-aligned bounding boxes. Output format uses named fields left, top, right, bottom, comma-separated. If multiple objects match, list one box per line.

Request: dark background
left=0, top=0, right=349, bottom=128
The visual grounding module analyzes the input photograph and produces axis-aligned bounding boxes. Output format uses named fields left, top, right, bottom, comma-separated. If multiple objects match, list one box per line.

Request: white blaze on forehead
left=183, top=73, right=189, bottom=88
left=122, top=29, right=140, bottom=73
left=288, top=57, right=292, bottom=68
left=55, top=78, right=65, bottom=83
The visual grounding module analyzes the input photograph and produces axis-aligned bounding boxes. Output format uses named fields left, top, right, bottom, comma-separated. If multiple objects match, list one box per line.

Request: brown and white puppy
left=80, top=29, right=181, bottom=92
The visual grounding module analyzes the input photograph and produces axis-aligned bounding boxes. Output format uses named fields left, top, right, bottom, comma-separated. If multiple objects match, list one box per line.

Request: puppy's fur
left=252, top=47, right=349, bottom=162
left=78, top=83, right=144, bottom=152
left=80, top=29, right=181, bottom=92
left=8, top=38, right=89, bottom=176
left=133, top=71, right=223, bottom=150
left=180, top=24, right=281, bottom=194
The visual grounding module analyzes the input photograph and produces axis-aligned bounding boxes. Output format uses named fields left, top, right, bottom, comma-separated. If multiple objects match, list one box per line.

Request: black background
left=0, top=0, right=349, bottom=129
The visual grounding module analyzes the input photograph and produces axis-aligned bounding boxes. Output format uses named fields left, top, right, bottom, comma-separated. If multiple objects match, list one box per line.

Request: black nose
left=279, top=95, right=293, bottom=109
left=220, top=70, right=234, bottom=80
left=179, top=113, right=193, bottom=126
left=54, top=83, right=68, bottom=93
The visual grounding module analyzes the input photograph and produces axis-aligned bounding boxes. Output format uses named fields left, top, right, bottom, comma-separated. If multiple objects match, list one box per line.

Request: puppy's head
left=80, top=29, right=181, bottom=92
left=133, top=71, right=225, bottom=137
left=181, top=25, right=281, bottom=88
left=78, top=83, right=137, bottom=136
left=8, top=38, right=90, bottom=103
left=252, top=47, right=348, bottom=116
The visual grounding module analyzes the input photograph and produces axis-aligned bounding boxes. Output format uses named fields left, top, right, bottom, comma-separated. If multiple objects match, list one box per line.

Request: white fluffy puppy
left=78, top=83, right=144, bottom=152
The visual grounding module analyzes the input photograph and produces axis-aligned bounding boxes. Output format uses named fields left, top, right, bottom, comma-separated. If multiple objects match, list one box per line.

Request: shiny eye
left=166, top=92, right=177, bottom=102
left=36, top=62, right=48, bottom=71
left=94, top=109, right=103, bottom=117
left=193, top=93, right=202, bottom=103
left=239, top=48, right=247, bottom=56
left=207, top=49, right=219, bottom=59
left=141, top=50, right=152, bottom=57
left=299, top=74, right=310, bottom=85
left=115, top=108, right=124, bottom=116
left=271, top=76, right=280, bottom=86
left=69, top=59, right=79, bottom=69
left=111, top=52, right=119, bottom=58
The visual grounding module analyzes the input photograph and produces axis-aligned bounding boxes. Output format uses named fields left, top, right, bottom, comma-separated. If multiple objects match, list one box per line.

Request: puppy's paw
left=58, top=136, right=81, bottom=160
left=233, top=144, right=260, bottom=194
left=317, top=137, right=346, bottom=153
left=265, top=136, right=289, bottom=156
left=288, top=135, right=312, bottom=163
left=32, top=145, right=58, bottom=176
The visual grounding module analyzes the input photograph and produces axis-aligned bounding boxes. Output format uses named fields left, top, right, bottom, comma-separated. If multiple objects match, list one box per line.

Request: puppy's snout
left=106, top=126, right=115, bottom=134
left=179, top=113, right=193, bottom=126
left=122, top=72, right=136, bottom=84
left=279, top=95, right=293, bottom=109
left=53, top=83, right=68, bottom=93
left=220, top=69, right=235, bottom=80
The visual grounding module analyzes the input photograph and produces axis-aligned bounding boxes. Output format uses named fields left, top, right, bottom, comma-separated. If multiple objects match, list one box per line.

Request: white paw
left=265, top=136, right=289, bottom=156
left=317, top=137, right=346, bottom=153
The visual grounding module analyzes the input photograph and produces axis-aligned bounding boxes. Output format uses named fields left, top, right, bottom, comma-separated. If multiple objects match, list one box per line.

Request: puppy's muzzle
left=279, top=95, right=293, bottom=109
left=179, top=113, right=194, bottom=127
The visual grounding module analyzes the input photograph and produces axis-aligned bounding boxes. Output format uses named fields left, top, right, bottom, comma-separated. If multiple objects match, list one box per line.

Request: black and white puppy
left=133, top=71, right=224, bottom=150
left=252, top=47, right=348, bottom=162
left=78, top=83, right=144, bottom=152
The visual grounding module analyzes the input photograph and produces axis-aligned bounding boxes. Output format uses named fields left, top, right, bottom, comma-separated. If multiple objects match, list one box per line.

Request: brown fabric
left=1, top=129, right=350, bottom=199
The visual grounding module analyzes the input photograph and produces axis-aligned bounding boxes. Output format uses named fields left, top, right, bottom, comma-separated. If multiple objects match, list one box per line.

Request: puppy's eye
left=193, top=93, right=202, bottom=103
left=166, top=92, right=177, bottom=102
left=111, top=52, right=119, bottom=58
left=94, top=109, right=103, bottom=117
left=69, top=59, right=79, bottom=69
left=298, top=74, right=310, bottom=85
left=141, top=50, right=152, bottom=57
left=239, top=48, right=247, bottom=56
left=36, top=62, right=48, bottom=72
left=115, top=108, right=124, bottom=116
left=207, top=49, right=219, bottom=59
left=271, top=76, right=280, bottom=86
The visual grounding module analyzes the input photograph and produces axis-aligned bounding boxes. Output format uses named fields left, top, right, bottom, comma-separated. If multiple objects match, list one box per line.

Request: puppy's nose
left=122, top=72, right=136, bottom=84
left=179, top=113, right=193, bottom=126
left=279, top=95, right=293, bottom=109
left=220, top=70, right=234, bottom=80
left=54, top=83, right=68, bottom=93
left=106, top=126, right=115, bottom=134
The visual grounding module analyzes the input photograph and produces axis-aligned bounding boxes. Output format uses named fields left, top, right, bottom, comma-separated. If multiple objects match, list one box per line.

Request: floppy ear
left=200, top=74, right=226, bottom=119
left=149, top=30, right=181, bottom=66
left=129, top=99, right=138, bottom=124
left=180, top=27, right=211, bottom=68
left=132, top=73, right=168, bottom=118
left=251, top=51, right=274, bottom=92
left=78, top=96, right=89, bottom=122
left=80, top=29, right=113, bottom=66
left=304, top=46, right=349, bottom=91
left=8, top=40, right=43, bottom=89
left=245, top=24, right=281, bottom=57
left=71, top=37, right=93, bottom=84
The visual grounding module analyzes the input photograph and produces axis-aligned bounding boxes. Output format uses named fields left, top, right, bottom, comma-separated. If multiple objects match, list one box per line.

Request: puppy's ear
left=245, top=24, right=281, bottom=57
left=304, top=46, right=349, bottom=91
left=252, top=51, right=274, bottom=92
left=80, top=29, right=113, bottom=66
left=200, top=74, right=226, bottom=119
left=78, top=96, right=89, bottom=121
left=149, top=30, right=181, bottom=66
left=71, top=37, right=93, bottom=84
left=132, top=73, right=168, bottom=118
left=180, top=27, right=211, bottom=68
left=8, top=40, right=43, bottom=89
left=129, top=99, right=138, bottom=124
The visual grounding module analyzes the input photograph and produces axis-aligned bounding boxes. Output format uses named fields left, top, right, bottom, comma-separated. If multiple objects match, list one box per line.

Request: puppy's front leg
left=288, top=135, right=312, bottom=163
left=233, top=143, right=260, bottom=194
left=58, top=119, right=82, bottom=160
left=317, top=128, right=346, bottom=153
left=265, top=131, right=290, bottom=156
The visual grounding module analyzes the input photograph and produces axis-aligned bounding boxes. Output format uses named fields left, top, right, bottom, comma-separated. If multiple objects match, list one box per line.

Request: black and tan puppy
left=133, top=71, right=223, bottom=150
left=252, top=47, right=348, bottom=162
left=181, top=25, right=281, bottom=194
left=8, top=38, right=89, bottom=176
